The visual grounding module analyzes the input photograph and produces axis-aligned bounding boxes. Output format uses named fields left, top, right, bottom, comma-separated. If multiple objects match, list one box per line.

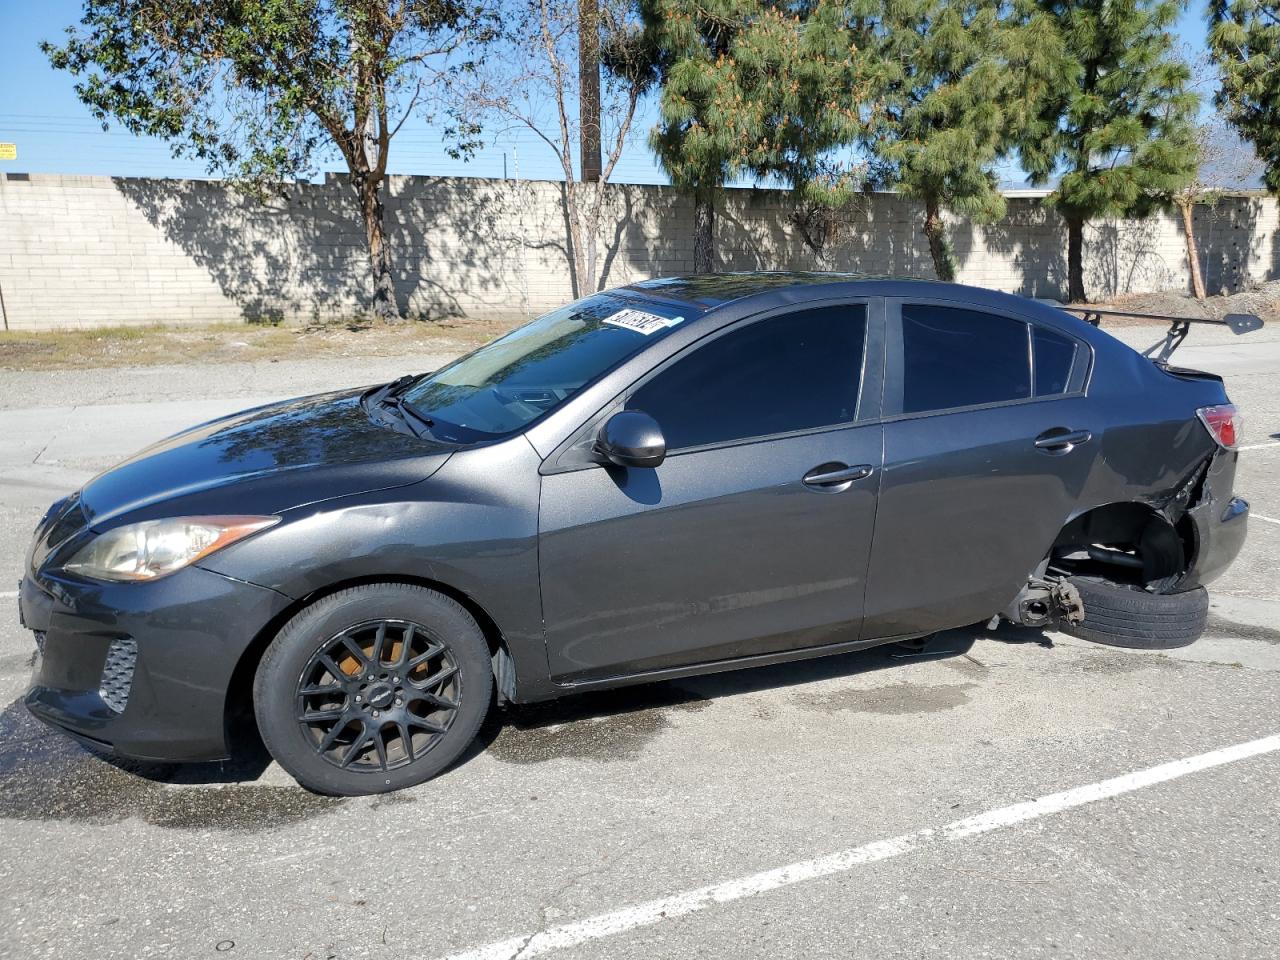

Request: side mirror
left=595, top=411, right=666, bottom=469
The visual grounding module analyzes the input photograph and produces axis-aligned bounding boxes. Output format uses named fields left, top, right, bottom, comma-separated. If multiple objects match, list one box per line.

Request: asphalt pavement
left=0, top=325, right=1278, bottom=960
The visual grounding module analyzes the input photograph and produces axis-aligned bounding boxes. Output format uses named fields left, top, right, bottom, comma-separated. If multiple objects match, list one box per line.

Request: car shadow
left=0, top=623, right=1055, bottom=819
left=468, top=625, right=1051, bottom=766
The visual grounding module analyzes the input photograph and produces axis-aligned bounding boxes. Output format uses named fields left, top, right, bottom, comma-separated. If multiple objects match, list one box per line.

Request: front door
left=539, top=302, right=883, bottom=682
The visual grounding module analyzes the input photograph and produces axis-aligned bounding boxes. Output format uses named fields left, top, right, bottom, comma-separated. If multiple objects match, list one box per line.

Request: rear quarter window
left=1033, top=326, right=1078, bottom=396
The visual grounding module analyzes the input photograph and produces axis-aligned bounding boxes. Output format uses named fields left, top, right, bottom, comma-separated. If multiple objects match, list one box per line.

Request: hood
left=80, top=388, right=454, bottom=527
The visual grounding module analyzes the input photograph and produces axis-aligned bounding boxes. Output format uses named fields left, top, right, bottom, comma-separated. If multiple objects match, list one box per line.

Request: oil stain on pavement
left=0, top=701, right=339, bottom=829
left=798, top=682, right=977, bottom=715
left=486, top=682, right=709, bottom=764
left=1073, top=651, right=1183, bottom=674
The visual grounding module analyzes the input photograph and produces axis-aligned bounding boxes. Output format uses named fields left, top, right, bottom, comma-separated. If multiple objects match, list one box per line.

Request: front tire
left=1062, top=576, right=1208, bottom=650
left=254, top=584, right=492, bottom=795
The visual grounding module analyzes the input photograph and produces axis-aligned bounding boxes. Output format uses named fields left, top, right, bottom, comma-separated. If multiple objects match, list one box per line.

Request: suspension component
left=1005, top=578, right=1085, bottom=627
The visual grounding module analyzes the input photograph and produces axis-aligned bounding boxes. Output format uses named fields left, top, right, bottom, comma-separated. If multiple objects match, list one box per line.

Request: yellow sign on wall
left=0, top=143, right=16, bottom=160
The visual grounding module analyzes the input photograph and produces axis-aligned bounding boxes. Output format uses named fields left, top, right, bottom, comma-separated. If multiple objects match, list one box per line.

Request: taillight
left=1197, top=404, right=1241, bottom=449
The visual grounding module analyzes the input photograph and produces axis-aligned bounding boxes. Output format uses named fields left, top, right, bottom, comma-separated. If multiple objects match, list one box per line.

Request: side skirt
left=530, top=630, right=936, bottom=700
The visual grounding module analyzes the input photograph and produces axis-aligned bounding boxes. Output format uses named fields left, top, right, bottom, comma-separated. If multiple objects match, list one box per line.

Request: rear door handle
left=802, top=463, right=874, bottom=489
left=1034, top=428, right=1092, bottom=453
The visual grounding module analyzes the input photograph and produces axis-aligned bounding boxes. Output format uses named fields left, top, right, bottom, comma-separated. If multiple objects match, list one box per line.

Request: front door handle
left=802, top=462, right=874, bottom=489
left=1034, top=428, right=1092, bottom=454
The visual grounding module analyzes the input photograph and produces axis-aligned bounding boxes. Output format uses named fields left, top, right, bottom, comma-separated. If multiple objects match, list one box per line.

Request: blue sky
left=0, top=0, right=1212, bottom=187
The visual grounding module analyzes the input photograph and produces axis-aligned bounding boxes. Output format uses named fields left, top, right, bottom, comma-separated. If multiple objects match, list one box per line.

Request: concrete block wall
left=1, top=171, right=1277, bottom=331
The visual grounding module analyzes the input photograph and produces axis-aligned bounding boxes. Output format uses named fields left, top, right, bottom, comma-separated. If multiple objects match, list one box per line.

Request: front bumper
left=20, top=565, right=290, bottom=762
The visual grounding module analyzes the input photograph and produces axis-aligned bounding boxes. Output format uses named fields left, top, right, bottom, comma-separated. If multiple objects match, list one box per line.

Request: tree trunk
left=1066, top=214, right=1086, bottom=303
left=923, top=195, right=954, bottom=282
left=582, top=185, right=599, bottom=293
left=693, top=187, right=715, bottom=274
left=356, top=175, right=400, bottom=322
left=578, top=0, right=602, bottom=183
left=1178, top=199, right=1207, bottom=301
left=561, top=181, right=589, bottom=299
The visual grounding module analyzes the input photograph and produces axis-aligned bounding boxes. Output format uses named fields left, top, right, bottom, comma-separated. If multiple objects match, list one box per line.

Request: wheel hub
left=364, top=682, right=397, bottom=710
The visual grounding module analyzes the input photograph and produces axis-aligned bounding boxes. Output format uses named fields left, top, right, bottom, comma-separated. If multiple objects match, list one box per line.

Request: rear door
left=861, top=298, right=1097, bottom=639
left=539, top=301, right=885, bottom=682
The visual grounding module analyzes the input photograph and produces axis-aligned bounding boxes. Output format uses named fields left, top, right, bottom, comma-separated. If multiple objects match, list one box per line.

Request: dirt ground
left=0, top=317, right=518, bottom=372
left=1093, top=278, right=1280, bottom=324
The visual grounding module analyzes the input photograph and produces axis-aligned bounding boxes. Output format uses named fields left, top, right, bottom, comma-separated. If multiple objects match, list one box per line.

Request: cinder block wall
left=1, top=171, right=1276, bottom=330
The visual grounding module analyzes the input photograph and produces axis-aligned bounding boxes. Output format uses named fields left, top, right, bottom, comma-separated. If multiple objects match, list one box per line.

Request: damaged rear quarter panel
left=1046, top=342, right=1242, bottom=590
left=1177, top=448, right=1248, bottom=589
left=1070, top=347, right=1223, bottom=518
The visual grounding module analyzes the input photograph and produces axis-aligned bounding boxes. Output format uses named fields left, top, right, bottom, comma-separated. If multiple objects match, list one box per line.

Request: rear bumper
left=20, top=566, right=290, bottom=762
left=1179, top=494, right=1248, bottom=591
left=1175, top=445, right=1248, bottom=591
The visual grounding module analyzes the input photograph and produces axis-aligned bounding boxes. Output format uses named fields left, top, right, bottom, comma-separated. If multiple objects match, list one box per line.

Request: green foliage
left=640, top=0, right=881, bottom=198
left=865, top=0, right=1068, bottom=278
left=1209, top=0, right=1280, bottom=193
left=43, top=1, right=484, bottom=198
left=869, top=0, right=1012, bottom=226
left=1020, top=0, right=1199, bottom=222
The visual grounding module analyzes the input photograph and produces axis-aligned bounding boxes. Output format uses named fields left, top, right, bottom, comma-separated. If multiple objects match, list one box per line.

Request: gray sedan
left=20, top=273, right=1253, bottom=794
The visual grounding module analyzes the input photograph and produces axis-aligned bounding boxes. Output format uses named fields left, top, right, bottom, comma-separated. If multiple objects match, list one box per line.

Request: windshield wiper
left=361, top=374, right=435, bottom=437
left=384, top=372, right=422, bottom=397
left=380, top=394, right=436, bottom=437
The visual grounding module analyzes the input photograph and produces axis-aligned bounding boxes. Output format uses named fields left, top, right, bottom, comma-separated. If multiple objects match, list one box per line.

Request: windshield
left=400, top=293, right=690, bottom=442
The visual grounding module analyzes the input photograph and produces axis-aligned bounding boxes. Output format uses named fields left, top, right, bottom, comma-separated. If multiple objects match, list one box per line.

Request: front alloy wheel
left=296, top=619, right=461, bottom=772
left=254, top=584, right=493, bottom=795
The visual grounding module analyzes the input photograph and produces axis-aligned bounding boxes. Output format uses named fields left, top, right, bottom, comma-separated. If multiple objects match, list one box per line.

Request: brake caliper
left=1005, top=578, right=1086, bottom=627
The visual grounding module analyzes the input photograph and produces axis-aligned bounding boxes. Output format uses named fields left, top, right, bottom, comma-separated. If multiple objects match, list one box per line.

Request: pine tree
left=869, top=0, right=1013, bottom=280
left=640, top=0, right=877, bottom=272
left=1209, top=0, right=1280, bottom=192
left=1021, top=0, right=1198, bottom=302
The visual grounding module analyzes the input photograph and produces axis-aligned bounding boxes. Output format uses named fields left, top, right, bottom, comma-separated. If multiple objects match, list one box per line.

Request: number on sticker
left=601, top=309, right=683, bottom=335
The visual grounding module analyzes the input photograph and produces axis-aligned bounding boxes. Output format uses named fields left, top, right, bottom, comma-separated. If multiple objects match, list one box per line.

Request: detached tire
left=1063, top=576, right=1207, bottom=649
left=254, top=583, right=493, bottom=796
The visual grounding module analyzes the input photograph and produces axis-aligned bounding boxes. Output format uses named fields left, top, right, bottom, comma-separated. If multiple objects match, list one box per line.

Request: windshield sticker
left=601, top=308, right=684, bottom=336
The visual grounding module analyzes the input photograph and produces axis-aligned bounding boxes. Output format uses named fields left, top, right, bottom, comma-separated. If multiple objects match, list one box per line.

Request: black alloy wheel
left=255, top=584, right=493, bottom=795
left=296, top=619, right=461, bottom=772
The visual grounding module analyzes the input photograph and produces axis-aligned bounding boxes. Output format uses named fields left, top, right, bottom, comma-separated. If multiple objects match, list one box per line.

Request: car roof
left=621, top=272, right=941, bottom=308
left=619, top=272, right=1099, bottom=339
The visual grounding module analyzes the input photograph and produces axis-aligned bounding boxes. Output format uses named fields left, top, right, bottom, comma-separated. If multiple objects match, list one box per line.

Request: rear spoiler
left=1059, top=307, right=1264, bottom=363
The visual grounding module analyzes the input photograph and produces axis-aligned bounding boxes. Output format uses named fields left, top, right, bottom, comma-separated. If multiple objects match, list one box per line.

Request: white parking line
left=438, top=734, right=1280, bottom=960
left=1240, top=440, right=1280, bottom=451
left=1253, top=514, right=1280, bottom=526
left=0, top=590, right=17, bottom=600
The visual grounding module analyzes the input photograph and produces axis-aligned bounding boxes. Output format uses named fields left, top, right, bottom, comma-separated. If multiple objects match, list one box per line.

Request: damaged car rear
left=1013, top=306, right=1253, bottom=647
left=18, top=275, right=1256, bottom=795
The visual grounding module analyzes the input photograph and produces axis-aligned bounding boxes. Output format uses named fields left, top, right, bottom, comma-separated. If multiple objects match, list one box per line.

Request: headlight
left=65, top=516, right=279, bottom=582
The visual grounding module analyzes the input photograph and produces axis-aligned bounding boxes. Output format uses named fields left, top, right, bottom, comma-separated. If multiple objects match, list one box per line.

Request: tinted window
left=402, top=294, right=688, bottom=441
left=627, top=305, right=865, bottom=450
left=1034, top=326, right=1077, bottom=396
left=900, top=305, right=1030, bottom=414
